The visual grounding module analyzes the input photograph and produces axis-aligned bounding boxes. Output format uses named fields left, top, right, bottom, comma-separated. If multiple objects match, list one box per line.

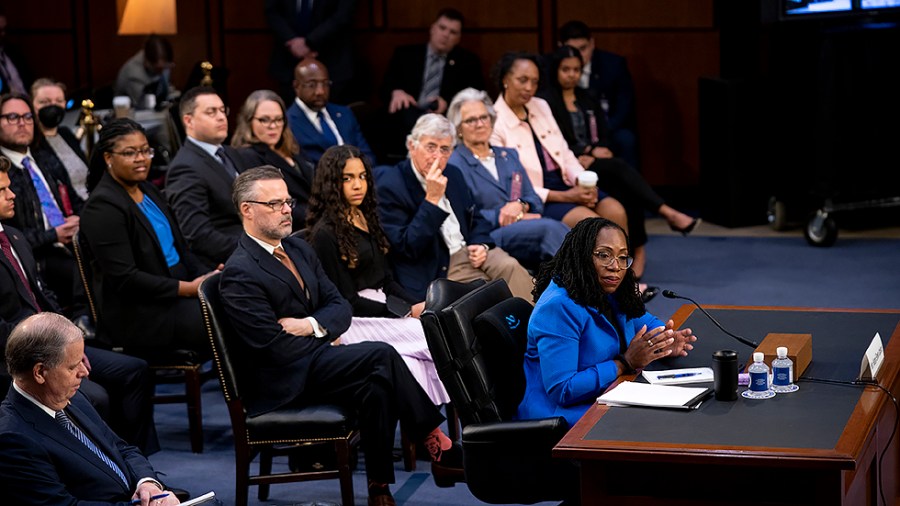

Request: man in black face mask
left=31, top=78, right=89, bottom=201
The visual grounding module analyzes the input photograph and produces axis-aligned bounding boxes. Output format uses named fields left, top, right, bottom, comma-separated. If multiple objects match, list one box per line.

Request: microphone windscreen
left=662, top=290, right=677, bottom=298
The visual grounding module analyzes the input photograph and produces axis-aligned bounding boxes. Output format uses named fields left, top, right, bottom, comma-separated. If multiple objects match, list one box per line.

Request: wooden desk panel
left=554, top=306, right=900, bottom=506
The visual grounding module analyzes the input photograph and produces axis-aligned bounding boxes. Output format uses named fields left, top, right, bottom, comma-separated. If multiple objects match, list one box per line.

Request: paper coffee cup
left=113, top=96, right=132, bottom=118
left=577, top=171, right=598, bottom=188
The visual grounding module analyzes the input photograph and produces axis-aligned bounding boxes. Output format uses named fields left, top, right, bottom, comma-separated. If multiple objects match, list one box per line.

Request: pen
left=131, top=493, right=169, bottom=504
left=657, top=372, right=702, bottom=380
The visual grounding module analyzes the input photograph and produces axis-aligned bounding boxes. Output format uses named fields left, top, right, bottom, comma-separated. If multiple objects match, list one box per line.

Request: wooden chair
left=72, top=234, right=206, bottom=453
left=198, top=272, right=359, bottom=506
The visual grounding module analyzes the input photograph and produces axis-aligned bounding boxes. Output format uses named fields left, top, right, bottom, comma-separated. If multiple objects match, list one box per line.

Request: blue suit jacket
left=0, top=387, right=156, bottom=505
left=374, top=160, right=495, bottom=300
left=286, top=101, right=375, bottom=163
left=220, top=233, right=352, bottom=416
left=517, top=281, right=663, bottom=427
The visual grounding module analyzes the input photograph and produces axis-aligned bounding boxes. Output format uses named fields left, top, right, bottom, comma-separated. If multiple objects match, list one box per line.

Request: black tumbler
left=712, top=350, right=739, bottom=401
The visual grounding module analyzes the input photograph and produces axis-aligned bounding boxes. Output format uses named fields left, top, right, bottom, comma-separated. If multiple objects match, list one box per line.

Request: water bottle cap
left=776, top=346, right=788, bottom=358
left=753, top=352, right=764, bottom=362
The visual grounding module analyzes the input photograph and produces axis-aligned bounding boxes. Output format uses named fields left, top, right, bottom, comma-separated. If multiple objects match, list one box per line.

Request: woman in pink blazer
left=490, top=52, right=626, bottom=233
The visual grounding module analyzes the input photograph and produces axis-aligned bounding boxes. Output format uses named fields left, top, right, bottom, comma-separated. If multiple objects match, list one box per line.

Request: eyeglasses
left=0, top=112, right=34, bottom=124
left=252, top=116, right=285, bottom=127
left=193, top=106, right=229, bottom=118
left=420, top=142, right=453, bottom=156
left=246, top=198, right=296, bottom=211
left=593, top=250, right=634, bottom=269
left=110, top=147, right=155, bottom=160
left=461, top=114, right=491, bottom=127
left=299, top=80, right=332, bottom=90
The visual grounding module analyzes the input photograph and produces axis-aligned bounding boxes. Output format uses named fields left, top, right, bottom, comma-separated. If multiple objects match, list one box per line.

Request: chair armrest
left=462, top=417, right=568, bottom=446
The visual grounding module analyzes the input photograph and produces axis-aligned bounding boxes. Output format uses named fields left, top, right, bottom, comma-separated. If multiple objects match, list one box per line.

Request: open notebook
left=598, top=381, right=711, bottom=410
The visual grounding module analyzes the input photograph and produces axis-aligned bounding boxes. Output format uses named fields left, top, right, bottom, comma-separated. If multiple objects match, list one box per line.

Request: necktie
left=0, top=230, right=40, bottom=310
left=55, top=410, right=129, bottom=488
left=215, top=147, right=239, bottom=179
left=273, top=245, right=310, bottom=299
left=317, top=111, right=339, bottom=148
left=22, top=157, right=65, bottom=228
left=419, top=53, right=443, bottom=105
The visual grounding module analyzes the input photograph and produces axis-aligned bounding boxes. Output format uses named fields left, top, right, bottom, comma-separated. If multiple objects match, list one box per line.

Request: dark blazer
left=164, top=140, right=247, bottom=268
left=373, top=160, right=494, bottom=300
left=0, top=387, right=157, bottom=505
left=381, top=43, right=484, bottom=105
left=220, top=233, right=352, bottom=416
left=583, top=49, right=636, bottom=133
left=265, top=0, right=357, bottom=87
left=285, top=101, right=375, bottom=164
left=540, top=86, right=611, bottom=154
left=2, top=146, right=84, bottom=252
left=236, top=143, right=315, bottom=229
left=81, top=172, right=203, bottom=348
left=0, top=225, right=57, bottom=355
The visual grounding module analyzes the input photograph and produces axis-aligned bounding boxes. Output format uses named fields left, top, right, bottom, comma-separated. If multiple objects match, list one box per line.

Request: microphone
left=662, top=290, right=759, bottom=348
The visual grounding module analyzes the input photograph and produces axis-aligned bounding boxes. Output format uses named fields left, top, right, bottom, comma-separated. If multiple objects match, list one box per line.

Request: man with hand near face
left=0, top=313, right=181, bottom=505
left=374, top=114, right=533, bottom=301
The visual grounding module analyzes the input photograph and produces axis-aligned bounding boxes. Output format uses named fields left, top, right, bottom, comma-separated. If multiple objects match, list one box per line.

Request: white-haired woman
left=447, top=88, right=569, bottom=269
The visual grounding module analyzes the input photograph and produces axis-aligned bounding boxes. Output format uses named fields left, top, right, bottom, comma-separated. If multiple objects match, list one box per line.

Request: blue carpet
left=147, top=234, right=900, bottom=505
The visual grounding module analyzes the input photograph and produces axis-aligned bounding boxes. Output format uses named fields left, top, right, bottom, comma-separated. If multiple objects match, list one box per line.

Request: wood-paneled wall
left=2, top=0, right=718, bottom=185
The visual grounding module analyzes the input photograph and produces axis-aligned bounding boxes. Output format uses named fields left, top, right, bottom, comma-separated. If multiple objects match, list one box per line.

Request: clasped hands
left=622, top=321, right=697, bottom=370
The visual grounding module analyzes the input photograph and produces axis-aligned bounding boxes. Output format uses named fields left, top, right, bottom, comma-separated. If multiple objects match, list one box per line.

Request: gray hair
left=6, top=313, right=83, bottom=379
left=232, top=165, right=285, bottom=214
left=406, top=113, right=457, bottom=150
left=446, top=88, right=496, bottom=132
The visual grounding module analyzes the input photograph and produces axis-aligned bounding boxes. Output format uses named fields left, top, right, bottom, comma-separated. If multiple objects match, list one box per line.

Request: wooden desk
left=553, top=306, right=900, bottom=506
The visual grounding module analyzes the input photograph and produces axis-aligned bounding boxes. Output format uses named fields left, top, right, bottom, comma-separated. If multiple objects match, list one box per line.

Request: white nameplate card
left=859, top=332, right=884, bottom=381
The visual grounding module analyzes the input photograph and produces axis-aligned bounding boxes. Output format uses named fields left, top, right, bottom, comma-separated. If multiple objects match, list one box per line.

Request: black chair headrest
left=425, top=278, right=486, bottom=311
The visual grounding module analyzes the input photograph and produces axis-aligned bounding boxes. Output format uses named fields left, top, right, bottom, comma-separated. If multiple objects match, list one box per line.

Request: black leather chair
left=421, top=279, right=577, bottom=504
left=198, top=272, right=360, bottom=506
left=72, top=234, right=207, bottom=453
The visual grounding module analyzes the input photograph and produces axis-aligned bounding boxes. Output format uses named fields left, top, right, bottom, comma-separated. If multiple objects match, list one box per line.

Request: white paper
left=597, top=381, right=710, bottom=409
left=642, top=367, right=714, bottom=385
left=180, top=491, right=216, bottom=506
left=859, top=332, right=884, bottom=381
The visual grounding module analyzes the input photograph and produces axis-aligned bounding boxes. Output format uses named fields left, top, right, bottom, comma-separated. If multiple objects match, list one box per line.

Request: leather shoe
left=670, top=217, right=701, bottom=236
left=641, top=285, right=660, bottom=304
left=431, top=443, right=465, bottom=487
left=368, top=493, right=396, bottom=506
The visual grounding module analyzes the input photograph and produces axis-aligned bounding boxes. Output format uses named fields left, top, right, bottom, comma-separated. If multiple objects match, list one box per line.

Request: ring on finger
left=647, top=339, right=653, bottom=347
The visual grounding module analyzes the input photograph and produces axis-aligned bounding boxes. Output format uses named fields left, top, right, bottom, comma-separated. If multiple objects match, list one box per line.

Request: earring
left=107, top=163, right=112, bottom=168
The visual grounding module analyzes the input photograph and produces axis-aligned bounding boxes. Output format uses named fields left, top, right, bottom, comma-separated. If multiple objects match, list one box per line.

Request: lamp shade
left=117, top=0, right=177, bottom=35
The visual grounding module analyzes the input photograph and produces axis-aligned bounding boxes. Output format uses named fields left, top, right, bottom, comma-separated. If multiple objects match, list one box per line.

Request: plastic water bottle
left=742, top=352, right=775, bottom=399
left=772, top=346, right=799, bottom=393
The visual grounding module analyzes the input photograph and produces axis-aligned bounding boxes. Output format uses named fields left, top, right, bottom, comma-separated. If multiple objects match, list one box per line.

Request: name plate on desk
left=859, top=332, right=884, bottom=381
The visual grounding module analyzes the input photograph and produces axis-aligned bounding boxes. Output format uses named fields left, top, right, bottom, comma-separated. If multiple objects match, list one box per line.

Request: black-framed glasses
left=299, top=80, right=332, bottom=90
left=461, top=114, right=491, bottom=127
left=0, top=112, right=34, bottom=124
left=246, top=198, right=296, bottom=211
left=110, top=147, right=155, bottom=160
left=593, top=250, right=634, bottom=269
left=252, top=116, right=285, bottom=127
left=421, top=142, right=453, bottom=156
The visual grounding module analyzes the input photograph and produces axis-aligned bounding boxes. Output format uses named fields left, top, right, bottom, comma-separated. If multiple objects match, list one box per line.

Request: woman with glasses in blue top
left=81, top=118, right=217, bottom=354
left=518, top=218, right=698, bottom=427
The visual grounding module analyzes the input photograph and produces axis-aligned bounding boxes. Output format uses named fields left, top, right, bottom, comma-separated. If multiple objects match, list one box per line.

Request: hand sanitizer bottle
left=772, top=346, right=799, bottom=393
left=742, top=352, right=775, bottom=399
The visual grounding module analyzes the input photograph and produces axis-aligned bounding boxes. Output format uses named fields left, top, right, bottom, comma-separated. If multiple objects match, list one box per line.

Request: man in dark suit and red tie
left=165, top=86, right=250, bottom=269
left=0, top=313, right=181, bottom=505
left=0, top=156, right=159, bottom=455
left=220, top=166, right=463, bottom=506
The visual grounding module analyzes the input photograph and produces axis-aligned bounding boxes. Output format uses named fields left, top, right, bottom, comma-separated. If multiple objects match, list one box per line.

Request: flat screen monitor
left=783, top=0, right=853, bottom=16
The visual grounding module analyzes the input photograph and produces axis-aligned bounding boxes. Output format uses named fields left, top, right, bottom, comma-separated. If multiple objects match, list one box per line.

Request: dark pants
left=296, top=341, right=445, bottom=484
left=589, top=157, right=665, bottom=248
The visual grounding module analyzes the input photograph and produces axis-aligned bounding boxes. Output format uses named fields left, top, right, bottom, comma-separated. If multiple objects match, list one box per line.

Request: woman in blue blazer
left=517, top=218, right=698, bottom=427
left=447, top=88, right=569, bottom=269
